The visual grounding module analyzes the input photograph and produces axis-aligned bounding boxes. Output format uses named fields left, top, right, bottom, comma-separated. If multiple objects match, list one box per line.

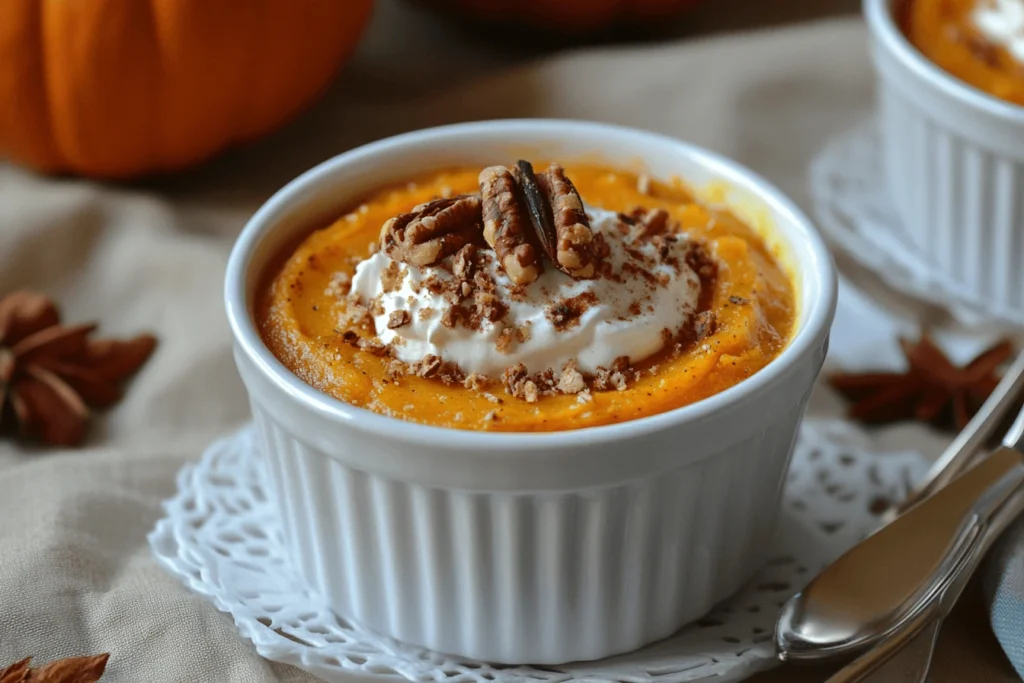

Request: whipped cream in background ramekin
left=973, top=0, right=1024, bottom=63
left=349, top=208, right=702, bottom=376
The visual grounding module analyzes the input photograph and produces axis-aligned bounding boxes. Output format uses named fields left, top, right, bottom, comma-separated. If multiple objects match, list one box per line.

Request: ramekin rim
left=225, top=118, right=837, bottom=452
left=864, top=0, right=1024, bottom=124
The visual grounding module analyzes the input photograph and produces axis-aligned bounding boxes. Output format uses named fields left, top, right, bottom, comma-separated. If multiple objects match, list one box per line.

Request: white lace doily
left=809, top=120, right=1024, bottom=329
left=148, top=421, right=927, bottom=683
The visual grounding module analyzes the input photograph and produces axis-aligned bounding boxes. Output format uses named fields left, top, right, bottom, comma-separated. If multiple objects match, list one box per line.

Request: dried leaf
left=0, top=349, right=13, bottom=417
left=832, top=335, right=1015, bottom=431
left=963, top=338, right=1014, bottom=382
left=828, top=372, right=907, bottom=400
left=0, top=658, right=31, bottom=683
left=0, top=291, right=158, bottom=447
left=0, top=292, right=60, bottom=347
left=914, top=388, right=950, bottom=423
left=74, top=335, right=158, bottom=381
left=16, top=367, right=90, bottom=446
left=46, top=364, right=122, bottom=407
left=902, top=335, right=958, bottom=385
left=25, top=654, right=108, bottom=683
left=845, top=377, right=923, bottom=423
left=13, top=324, right=96, bottom=365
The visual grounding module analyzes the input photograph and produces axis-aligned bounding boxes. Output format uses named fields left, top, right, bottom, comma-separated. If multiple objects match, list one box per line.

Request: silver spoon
left=776, top=402, right=1024, bottom=671
left=824, top=476, right=1024, bottom=682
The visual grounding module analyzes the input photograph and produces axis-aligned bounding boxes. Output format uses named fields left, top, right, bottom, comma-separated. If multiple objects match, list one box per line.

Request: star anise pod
left=0, top=291, right=157, bottom=447
left=829, top=334, right=1014, bottom=431
left=0, top=654, right=108, bottom=682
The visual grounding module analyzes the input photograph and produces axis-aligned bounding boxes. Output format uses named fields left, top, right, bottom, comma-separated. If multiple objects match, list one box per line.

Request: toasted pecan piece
left=538, top=164, right=596, bottom=278
left=627, top=207, right=675, bottom=239
left=479, top=166, right=541, bottom=285
left=379, top=195, right=482, bottom=267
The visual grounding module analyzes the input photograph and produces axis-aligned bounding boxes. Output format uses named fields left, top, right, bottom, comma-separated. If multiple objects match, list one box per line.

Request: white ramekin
left=224, top=119, right=837, bottom=664
left=866, top=0, right=1024, bottom=313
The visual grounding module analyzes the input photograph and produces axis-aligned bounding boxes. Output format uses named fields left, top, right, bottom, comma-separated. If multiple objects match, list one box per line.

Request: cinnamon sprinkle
left=546, top=292, right=598, bottom=332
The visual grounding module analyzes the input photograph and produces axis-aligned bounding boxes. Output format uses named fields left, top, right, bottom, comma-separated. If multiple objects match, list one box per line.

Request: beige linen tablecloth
left=0, top=8, right=1017, bottom=682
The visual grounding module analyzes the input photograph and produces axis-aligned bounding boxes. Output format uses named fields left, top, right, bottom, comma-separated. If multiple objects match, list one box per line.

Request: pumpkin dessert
left=258, top=162, right=796, bottom=432
left=902, top=0, right=1024, bottom=105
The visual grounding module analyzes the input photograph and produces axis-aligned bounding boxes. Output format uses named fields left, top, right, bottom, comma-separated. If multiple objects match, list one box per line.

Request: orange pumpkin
left=0, top=0, right=373, bottom=179
left=412, top=0, right=703, bottom=33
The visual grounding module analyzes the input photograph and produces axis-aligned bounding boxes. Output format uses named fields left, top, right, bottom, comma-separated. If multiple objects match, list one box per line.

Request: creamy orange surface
left=903, top=0, right=1024, bottom=105
left=258, top=165, right=796, bottom=432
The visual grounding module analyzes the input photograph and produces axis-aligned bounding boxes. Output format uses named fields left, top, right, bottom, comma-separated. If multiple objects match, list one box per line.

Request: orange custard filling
left=903, top=0, right=1024, bottom=105
left=258, top=164, right=796, bottom=432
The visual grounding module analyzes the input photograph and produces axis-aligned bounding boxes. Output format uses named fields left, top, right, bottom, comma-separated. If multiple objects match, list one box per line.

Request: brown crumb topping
left=381, top=262, right=405, bottom=294
left=413, top=354, right=443, bottom=378
left=464, top=372, right=491, bottom=390
left=546, top=292, right=598, bottom=332
left=502, top=362, right=540, bottom=402
left=694, top=311, right=716, bottom=340
left=387, top=310, right=410, bottom=329
left=496, top=327, right=516, bottom=353
left=357, top=337, right=388, bottom=356
left=556, top=359, right=587, bottom=394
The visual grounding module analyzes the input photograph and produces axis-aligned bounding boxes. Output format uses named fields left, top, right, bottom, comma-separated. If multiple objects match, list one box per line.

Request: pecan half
left=538, top=164, right=596, bottom=278
left=379, top=195, right=482, bottom=267
left=479, top=166, right=541, bottom=285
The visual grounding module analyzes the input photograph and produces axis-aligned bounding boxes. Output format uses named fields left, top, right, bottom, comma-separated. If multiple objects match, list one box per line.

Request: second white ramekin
left=225, top=120, right=837, bottom=664
left=866, top=0, right=1024, bottom=313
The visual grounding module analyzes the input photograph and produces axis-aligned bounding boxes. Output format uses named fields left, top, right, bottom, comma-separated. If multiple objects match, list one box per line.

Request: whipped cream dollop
left=973, top=0, right=1024, bottom=63
left=349, top=208, right=703, bottom=377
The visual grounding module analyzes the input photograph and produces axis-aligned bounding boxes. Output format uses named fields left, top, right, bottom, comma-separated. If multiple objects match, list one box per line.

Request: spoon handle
left=777, top=445, right=1024, bottom=661
left=824, top=476, right=1024, bottom=681
left=825, top=614, right=941, bottom=683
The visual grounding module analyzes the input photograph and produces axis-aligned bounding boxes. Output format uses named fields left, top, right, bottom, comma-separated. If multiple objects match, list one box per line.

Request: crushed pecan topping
left=413, top=354, right=443, bottom=378
left=379, top=195, right=482, bottom=267
left=502, top=362, right=528, bottom=393
left=452, top=244, right=477, bottom=281
left=496, top=327, right=516, bottom=353
left=694, top=311, right=716, bottom=340
left=479, top=166, right=540, bottom=286
left=538, top=164, right=596, bottom=277
left=386, top=359, right=406, bottom=379
left=628, top=207, right=675, bottom=239
left=685, top=241, right=717, bottom=282
left=556, top=359, right=586, bottom=395
left=547, top=292, right=597, bottom=332
left=380, top=262, right=404, bottom=293
left=501, top=362, right=540, bottom=403
left=464, top=372, right=491, bottom=390
left=387, top=310, right=410, bottom=329
left=593, top=356, right=632, bottom=392
left=357, top=337, right=388, bottom=356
